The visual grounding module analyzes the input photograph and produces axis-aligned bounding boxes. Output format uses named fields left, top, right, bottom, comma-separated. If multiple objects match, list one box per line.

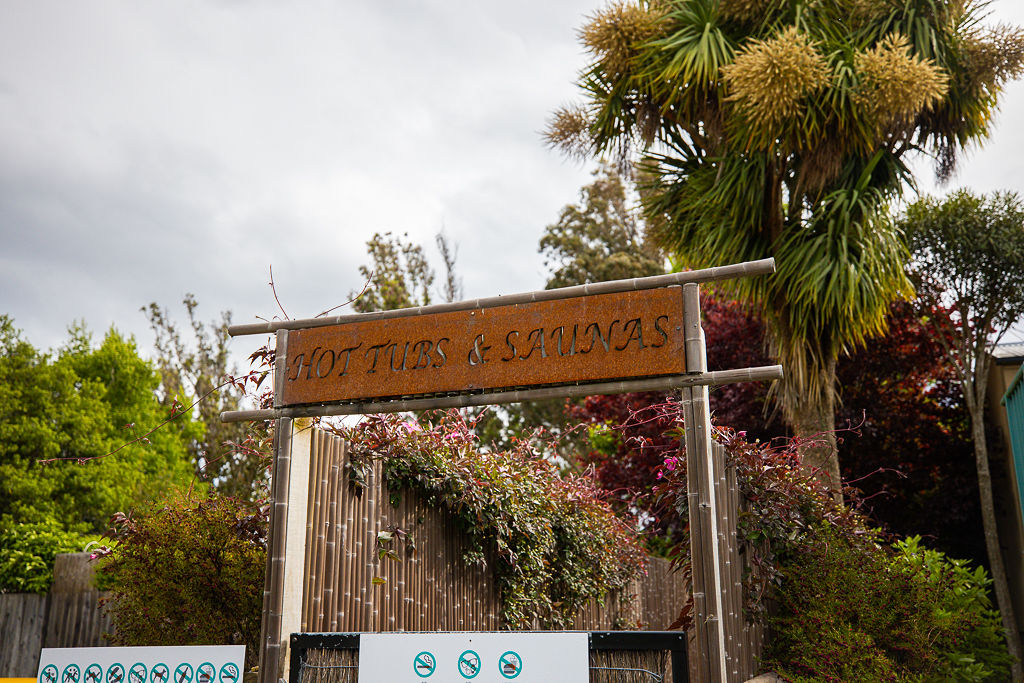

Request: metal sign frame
left=223, top=258, right=781, bottom=683
left=288, top=631, right=690, bottom=683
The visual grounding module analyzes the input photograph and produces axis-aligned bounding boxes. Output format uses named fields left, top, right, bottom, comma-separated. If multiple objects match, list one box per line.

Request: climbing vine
left=339, top=410, right=645, bottom=628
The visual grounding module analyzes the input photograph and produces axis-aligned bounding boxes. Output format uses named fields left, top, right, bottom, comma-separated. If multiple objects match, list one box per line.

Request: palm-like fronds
left=549, top=0, right=1024, bottom=448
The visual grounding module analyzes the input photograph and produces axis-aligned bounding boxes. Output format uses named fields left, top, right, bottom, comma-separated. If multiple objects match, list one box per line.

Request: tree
left=0, top=317, right=199, bottom=535
left=351, top=231, right=435, bottom=313
left=143, top=295, right=259, bottom=499
left=836, top=300, right=983, bottom=565
left=548, top=0, right=1024, bottom=488
left=900, top=189, right=1024, bottom=676
left=540, top=162, right=664, bottom=288
left=97, top=493, right=266, bottom=669
left=435, top=230, right=464, bottom=303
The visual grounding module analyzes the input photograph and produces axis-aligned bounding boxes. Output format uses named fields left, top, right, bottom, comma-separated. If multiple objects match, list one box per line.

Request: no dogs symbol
left=151, top=664, right=169, bottom=683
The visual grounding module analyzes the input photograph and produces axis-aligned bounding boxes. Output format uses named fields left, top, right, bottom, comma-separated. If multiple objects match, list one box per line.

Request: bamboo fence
left=295, top=428, right=764, bottom=682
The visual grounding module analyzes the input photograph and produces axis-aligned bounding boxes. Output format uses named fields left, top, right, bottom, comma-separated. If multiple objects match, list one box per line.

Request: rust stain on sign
left=279, top=288, right=686, bottom=406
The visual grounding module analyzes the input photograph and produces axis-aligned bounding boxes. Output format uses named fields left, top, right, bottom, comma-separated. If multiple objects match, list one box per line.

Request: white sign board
left=36, top=647, right=245, bottom=683
left=358, top=632, right=587, bottom=683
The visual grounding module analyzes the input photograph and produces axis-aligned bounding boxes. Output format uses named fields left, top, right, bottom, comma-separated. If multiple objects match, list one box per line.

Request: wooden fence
left=294, top=427, right=763, bottom=681
left=0, top=554, right=114, bottom=677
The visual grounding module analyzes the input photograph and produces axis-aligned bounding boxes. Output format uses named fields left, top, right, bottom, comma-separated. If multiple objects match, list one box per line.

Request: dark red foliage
left=835, top=300, right=983, bottom=565
left=569, top=391, right=683, bottom=544
left=567, top=291, right=783, bottom=545
left=702, top=292, right=785, bottom=441
left=570, top=292, right=984, bottom=564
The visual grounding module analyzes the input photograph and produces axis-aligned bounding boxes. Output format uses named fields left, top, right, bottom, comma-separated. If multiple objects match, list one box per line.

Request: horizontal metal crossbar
left=221, top=365, right=782, bottom=422
left=228, top=258, right=775, bottom=337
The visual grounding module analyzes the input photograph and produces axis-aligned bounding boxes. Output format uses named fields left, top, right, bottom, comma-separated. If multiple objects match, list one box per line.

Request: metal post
left=259, top=329, right=293, bottom=683
left=681, top=283, right=727, bottom=683
left=258, top=415, right=292, bottom=683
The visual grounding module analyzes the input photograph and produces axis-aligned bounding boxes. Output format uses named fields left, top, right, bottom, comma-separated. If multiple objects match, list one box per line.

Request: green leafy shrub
left=641, top=417, right=1011, bottom=680
left=342, top=411, right=646, bottom=628
left=896, top=536, right=1013, bottom=682
left=651, top=424, right=855, bottom=624
left=764, top=528, right=1011, bottom=682
left=96, top=492, right=266, bottom=668
left=0, top=517, right=98, bottom=593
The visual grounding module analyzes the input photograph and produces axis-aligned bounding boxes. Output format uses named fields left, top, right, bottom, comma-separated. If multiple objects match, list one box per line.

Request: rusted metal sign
left=279, top=287, right=686, bottom=407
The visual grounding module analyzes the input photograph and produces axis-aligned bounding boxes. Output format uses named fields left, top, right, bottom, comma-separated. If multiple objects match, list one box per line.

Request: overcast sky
left=3, top=1, right=1024, bottom=365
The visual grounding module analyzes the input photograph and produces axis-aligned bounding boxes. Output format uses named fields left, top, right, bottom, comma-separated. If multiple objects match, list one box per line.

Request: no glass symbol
left=218, top=663, right=238, bottom=683
left=129, top=663, right=147, bottom=683
left=63, top=665, right=81, bottom=683
left=413, top=652, right=436, bottom=678
left=173, top=663, right=193, bottom=683
left=151, top=664, right=169, bottom=683
left=40, top=664, right=58, bottom=683
left=498, top=651, right=522, bottom=679
left=457, top=651, right=480, bottom=680
left=107, top=664, right=125, bottom=683
left=85, top=665, right=103, bottom=683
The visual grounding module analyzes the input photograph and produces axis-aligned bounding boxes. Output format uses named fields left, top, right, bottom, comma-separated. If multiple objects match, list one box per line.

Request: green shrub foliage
left=642, top=418, right=1011, bottom=681
left=0, top=518, right=98, bottom=593
left=342, top=411, right=646, bottom=628
left=764, top=529, right=1012, bottom=682
left=97, top=493, right=266, bottom=668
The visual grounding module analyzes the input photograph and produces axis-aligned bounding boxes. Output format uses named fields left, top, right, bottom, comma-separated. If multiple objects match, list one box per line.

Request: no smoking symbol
left=457, top=650, right=480, bottom=679
left=498, top=651, right=522, bottom=679
left=218, top=664, right=238, bottom=683
left=413, top=652, right=436, bottom=678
